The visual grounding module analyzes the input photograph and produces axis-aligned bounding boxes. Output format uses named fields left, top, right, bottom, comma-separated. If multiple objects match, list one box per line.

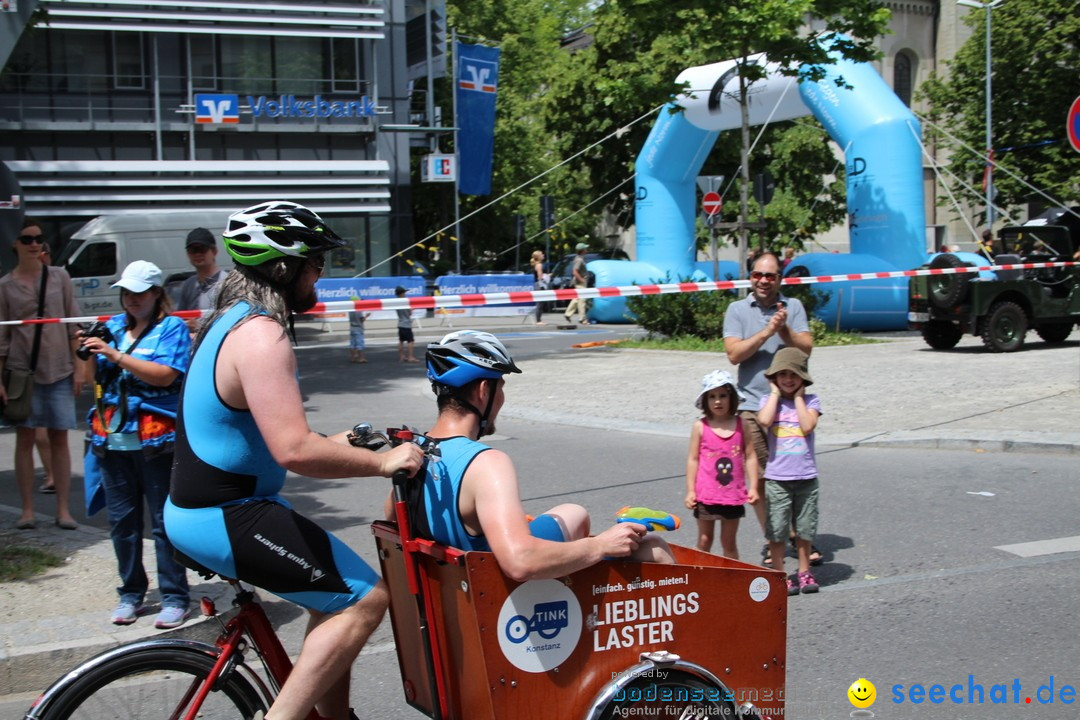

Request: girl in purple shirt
left=757, top=347, right=822, bottom=596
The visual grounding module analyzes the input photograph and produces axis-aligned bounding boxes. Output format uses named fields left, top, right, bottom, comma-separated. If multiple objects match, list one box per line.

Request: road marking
left=821, top=550, right=1080, bottom=594
left=994, top=536, right=1080, bottom=557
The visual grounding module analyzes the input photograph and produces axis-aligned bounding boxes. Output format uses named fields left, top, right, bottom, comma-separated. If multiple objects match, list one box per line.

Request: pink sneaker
left=786, top=576, right=799, bottom=596
left=798, top=570, right=819, bottom=594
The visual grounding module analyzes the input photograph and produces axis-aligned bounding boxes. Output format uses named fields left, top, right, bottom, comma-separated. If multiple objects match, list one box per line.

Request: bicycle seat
left=173, top=550, right=224, bottom=581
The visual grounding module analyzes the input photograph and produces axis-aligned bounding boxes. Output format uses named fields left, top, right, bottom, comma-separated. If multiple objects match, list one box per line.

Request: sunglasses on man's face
left=751, top=271, right=778, bottom=281
left=17, top=235, right=43, bottom=245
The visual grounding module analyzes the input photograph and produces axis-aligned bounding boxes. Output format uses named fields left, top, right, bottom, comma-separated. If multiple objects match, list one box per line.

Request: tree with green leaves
left=919, top=0, right=1080, bottom=224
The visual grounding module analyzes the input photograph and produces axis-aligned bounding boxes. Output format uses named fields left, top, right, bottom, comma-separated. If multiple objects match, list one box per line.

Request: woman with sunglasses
left=0, top=218, right=83, bottom=530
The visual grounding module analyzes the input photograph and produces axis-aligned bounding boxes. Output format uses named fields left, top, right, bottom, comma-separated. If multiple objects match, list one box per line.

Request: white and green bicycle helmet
left=223, top=201, right=345, bottom=267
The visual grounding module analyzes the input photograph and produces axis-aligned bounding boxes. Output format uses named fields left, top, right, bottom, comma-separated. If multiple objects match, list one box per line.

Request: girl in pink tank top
left=684, top=370, right=760, bottom=559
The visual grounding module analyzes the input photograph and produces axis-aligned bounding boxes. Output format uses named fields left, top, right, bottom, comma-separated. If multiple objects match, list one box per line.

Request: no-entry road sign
left=702, top=191, right=722, bottom=216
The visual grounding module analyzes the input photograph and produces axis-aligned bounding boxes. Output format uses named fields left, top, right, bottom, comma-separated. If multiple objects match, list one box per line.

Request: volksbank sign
left=194, top=93, right=376, bottom=124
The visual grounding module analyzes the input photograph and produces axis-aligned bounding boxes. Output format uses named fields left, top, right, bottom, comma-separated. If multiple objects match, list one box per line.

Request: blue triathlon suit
left=164, top=302, right=379, bottom=614
left=424, top=436, right=565, bottom=550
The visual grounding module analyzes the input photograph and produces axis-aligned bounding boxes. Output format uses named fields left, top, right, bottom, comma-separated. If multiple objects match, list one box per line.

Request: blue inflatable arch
left=591, top=50, right=926, bottom=330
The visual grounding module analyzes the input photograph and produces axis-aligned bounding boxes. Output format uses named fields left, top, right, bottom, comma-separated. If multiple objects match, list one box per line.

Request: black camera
left=76, top=321, right=115, bottom=361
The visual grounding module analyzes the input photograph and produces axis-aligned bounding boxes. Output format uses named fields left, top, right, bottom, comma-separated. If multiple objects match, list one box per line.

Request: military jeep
left=908, top=207, right=1080, bottom=352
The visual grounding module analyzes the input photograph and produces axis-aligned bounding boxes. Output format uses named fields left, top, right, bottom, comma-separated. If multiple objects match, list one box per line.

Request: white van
left=56, top=211, right=234, bottom=318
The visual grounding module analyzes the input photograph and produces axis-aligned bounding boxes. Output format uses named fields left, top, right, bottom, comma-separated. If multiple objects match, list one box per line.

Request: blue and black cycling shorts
left=165, top=498, right=379, bottom=614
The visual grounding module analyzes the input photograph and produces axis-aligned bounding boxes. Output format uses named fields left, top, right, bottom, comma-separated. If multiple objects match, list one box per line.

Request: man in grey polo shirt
left=722, top=252, right=813, bottom=554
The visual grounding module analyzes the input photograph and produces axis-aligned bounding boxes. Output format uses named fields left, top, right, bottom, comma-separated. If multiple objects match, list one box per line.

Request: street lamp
left=957, top=0, right=1004, bottom=228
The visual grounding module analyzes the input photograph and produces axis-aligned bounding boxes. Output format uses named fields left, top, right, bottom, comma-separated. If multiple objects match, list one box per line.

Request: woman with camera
left=80, top=260, right=192, bottom=629
left=0, top=218, right=82, bottom=530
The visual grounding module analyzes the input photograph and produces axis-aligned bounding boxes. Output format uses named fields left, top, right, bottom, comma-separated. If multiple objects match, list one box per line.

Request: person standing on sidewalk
left=176, top=227, right=227, bottom=334
left=563, top=242, right=591, bottom=325
left=757, top=348, right=822, bottom=595
left=395, top=285, right=418, bottom=362
left=81, top=260, right=193, bottom=629
left=722, top=252, right=814, bottom=565
left=0, top=218, right=83, bottom=530
left=347, top=298, right=369, bottom=364
left=530, top=249, right=548, bottom=325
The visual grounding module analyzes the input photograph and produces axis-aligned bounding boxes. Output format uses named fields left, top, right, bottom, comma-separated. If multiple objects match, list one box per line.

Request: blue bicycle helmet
left=426, top=330, right=521, bottom=390
left=426, top=331, right=520, bottom=437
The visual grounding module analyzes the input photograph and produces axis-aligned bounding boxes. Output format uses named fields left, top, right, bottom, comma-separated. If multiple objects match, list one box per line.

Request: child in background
left=348, top=296, right=368, bottom=364
left=685, top=370, right=759, bottom=560
left=395, top=285, right=418, bottom=363
left=757, top=347, right=822, bottom=596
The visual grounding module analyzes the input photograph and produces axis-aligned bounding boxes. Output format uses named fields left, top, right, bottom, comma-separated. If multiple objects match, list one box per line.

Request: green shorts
left=764, top=478, right=819, bottom=542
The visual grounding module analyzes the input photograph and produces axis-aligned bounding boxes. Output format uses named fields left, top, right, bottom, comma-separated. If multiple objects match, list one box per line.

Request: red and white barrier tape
left=2, top=260, right=1074, bottom=326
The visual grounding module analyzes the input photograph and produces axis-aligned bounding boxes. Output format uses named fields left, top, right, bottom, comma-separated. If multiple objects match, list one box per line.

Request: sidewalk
left=501, top=330, right=1080, bottom=455
left=1, top=318, right=1077, bottom=698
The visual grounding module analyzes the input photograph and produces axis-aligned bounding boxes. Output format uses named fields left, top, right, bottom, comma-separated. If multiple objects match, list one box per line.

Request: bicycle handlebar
left=348, top=423, right=441, bottom=483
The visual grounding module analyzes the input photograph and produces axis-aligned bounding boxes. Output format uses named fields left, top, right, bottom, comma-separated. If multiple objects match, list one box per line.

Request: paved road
left=1, top=316, right=1077, bottom=718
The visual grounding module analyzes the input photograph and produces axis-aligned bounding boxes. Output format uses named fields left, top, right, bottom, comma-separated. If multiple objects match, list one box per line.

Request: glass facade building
left=0, top=0, right=416, bottom=277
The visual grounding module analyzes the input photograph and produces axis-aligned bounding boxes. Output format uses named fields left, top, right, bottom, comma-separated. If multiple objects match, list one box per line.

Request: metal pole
left=185, top=36, right=195, bottom=159
left=424, top=0, right=436, bottom=152
left=451, top=29, right=462, bottom=274
left=984, top=3, right=994, bottom=228
left=152, top=35, right=162, bottom=160
left=835, top=288, right=843, bottom=333
left=711, top=228, right=719, bottom=280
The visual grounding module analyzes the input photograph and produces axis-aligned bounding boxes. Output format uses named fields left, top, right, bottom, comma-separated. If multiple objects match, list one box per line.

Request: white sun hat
left=694, top=369, right=745, bottom=409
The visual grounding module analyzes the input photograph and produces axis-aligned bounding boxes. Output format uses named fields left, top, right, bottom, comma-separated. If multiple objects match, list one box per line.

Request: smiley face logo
left=848, top=678, right=876, bottom=709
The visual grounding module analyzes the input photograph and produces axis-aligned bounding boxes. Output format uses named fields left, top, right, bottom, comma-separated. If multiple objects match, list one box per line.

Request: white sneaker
left=111, top=601, right=144, bottom=625
left=154, top=606, right=191, bottom=629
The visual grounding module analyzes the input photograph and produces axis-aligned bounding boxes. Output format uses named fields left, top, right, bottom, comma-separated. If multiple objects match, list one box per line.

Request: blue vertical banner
left=456, top=41, right=500, bottom=196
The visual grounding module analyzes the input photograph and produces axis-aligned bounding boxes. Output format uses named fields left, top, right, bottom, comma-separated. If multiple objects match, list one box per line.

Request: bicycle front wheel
left=584, top=654, right=741, bottom=720
left=31, top=643, right=267, bottom=720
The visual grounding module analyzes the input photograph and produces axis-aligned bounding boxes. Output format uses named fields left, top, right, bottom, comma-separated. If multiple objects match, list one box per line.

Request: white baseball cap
left=112, top=260, right=164, bottom=292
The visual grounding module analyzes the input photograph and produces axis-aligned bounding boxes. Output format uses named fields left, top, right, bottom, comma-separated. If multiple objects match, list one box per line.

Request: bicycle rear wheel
left=30, top=643, right=267, bottom=720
